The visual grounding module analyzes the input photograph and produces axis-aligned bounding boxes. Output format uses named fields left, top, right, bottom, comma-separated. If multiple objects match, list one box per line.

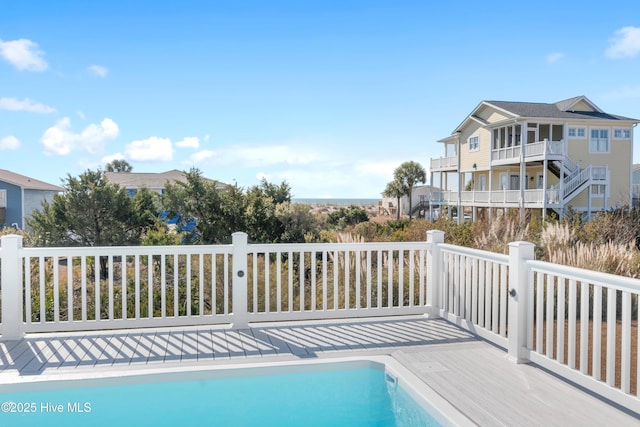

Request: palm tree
left=394, top=161, right=426, bottom=220
left=105, top=159, right=133, bottom=173
left=383, top=178, right=407, bottom=220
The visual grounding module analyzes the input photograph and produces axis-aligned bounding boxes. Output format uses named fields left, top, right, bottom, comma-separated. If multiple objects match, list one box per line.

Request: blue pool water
left=0, top=365, right=441, bottom=427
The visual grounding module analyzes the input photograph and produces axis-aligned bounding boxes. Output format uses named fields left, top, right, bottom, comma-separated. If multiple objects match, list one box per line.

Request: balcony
left=491, top=139, right=565, bottom=165
left=430, top=155, right=458, bottom=172
left=441, top=189, right=560, bottom=207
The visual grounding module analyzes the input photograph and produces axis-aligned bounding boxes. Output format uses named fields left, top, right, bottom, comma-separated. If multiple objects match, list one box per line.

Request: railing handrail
left=439, top=243, right=509, bottom=265
left=527, top=259, right=640, bottom=293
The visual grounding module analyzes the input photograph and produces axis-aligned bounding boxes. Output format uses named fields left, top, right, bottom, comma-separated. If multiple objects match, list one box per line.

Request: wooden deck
left=1, top=316, right=638, bottom=426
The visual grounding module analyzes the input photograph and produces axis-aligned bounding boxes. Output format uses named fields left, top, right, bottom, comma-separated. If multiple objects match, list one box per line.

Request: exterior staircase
left=547, top=152, right=607, bottom=214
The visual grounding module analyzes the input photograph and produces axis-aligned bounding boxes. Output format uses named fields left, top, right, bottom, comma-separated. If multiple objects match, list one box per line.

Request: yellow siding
left=475, top=105, right=511, bottom=123
left=570, top=100, right=595, bottom=112
left=566, top=124, right=632, bottom=208
left=458, top=124, right=491, bottom=171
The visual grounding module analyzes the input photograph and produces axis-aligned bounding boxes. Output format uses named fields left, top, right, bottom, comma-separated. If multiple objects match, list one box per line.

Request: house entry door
left=510, top=174, right=520, bottom=190
left=527, top=123, right=539, bottom=145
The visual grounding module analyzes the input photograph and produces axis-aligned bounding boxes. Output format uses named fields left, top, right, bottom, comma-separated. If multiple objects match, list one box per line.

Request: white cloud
left=605, top=26, right=640, bottom=59
left=175, top=136, right=200, bottom=149
left=125, top=136, right=173, bottom=161
left=185, top=149, right=215, bottom=164
left=203, top=134, right=210, bottom=142
left=77, top=111, right=86, bottom=120
left=545, top=52, right=565, bottom=64
left=0, top=97, right=55, bottom=113
left=0, top=135, right=20, bottom=150
left=87, top=64, right=108, bottom=77
left=41, top=117, right=119, bottom=155
left=0, top=38, right=48, bottom=71
left=213, top=144, right=320, bottom=167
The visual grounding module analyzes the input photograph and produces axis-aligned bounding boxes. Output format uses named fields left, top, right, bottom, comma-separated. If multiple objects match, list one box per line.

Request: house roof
left=484, top=100, right=633, bottom=121
left=0, top=169, right=64, bottom=191
left=104, top=169, right=227, bottom=190
left=448, top=95, right=639, bottom=136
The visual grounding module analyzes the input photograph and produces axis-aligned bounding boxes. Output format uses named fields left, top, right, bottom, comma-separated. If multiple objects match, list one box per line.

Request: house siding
left=23, top=189, right=58, bottom=229
left=0, top=181, right=22, bottom=227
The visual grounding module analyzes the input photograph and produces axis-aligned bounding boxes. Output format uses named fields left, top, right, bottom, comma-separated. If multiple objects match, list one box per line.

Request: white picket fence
left=1, top=231, right=640, bottom=412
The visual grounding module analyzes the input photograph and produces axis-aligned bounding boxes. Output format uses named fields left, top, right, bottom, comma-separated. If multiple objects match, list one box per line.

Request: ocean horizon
left=292, top=198, right=379, bottom=206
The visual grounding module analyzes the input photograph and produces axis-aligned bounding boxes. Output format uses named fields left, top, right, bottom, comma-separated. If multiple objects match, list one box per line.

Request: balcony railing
left=442, top=189, right=550, bottom=205
left=430, top=155, right=458, bottom=171
left=491, top=139, right=565, bottom=163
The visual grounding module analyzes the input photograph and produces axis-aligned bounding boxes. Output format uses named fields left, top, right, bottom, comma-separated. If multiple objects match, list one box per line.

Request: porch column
left=507, top=240, right=535, bottom=363
left=1, top=235, right=24, bottom=340
left=542, top=159, right=548, bottom=220
left=426, top=230, right=445, bottom=318
left=231, top=232, right=249, bottom=329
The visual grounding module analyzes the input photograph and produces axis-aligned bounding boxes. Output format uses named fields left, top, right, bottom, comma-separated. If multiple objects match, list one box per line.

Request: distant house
left=429, top=95, right=639, bottom=221
left=104, top=169, right=228, bottom=230
left=0, top=169, right=64, bottom=229
left=380, top=185, right=441, bottom=218
left=104, top=169, right=227, bottom=196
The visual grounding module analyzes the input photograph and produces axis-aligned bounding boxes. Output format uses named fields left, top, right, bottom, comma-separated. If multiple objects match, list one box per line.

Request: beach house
left=429, top=96, right=639, bottom=220
left=0, top=169, right=64, bottom=229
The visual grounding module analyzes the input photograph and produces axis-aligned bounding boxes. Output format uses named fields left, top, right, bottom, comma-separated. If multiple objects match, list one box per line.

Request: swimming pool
left=0, top=358, right=472, bottom=426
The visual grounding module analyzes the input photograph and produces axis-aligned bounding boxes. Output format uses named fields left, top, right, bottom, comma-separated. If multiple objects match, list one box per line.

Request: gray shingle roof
left=104, top=169, right=226, bottom=190
left=486, top=100, right=637, bottom=121
left=0, top=169, right=64, bottom=191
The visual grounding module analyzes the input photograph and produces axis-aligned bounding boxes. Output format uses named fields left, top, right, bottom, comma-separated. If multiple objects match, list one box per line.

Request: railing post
left=426, top=230, right=445, bottom=318
left=1, top=235, right=24, bottom=341
left=507, top=241, right=535, bottom=363
left=231, top=232, right=249, bottom=329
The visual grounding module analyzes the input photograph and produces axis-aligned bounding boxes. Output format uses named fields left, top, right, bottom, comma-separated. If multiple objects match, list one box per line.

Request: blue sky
left=1, top=1, right=639, bottom=198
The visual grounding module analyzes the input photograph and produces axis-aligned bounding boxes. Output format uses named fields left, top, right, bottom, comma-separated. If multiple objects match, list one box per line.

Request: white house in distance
left=380, top=185, right=441, bottom=218
left=429, top=96, right=639, bottom=221
left=0, top=169, right=64, bottom=229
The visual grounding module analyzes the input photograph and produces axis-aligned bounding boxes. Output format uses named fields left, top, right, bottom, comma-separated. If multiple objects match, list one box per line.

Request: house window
left=568, top=127, right=585, bottom=138
left=592, top=184, right=606, bottom=197
left=590, top=128, right=609, bottom=153
left=537, top=173, right=544, bottom=189
left=469, top=136, right=479, bottom=151
left=613, top=128, right=631, bottom=139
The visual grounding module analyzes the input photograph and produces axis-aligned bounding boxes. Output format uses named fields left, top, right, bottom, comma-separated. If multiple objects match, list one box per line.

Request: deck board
left=0, top=316, right=638, bottom=426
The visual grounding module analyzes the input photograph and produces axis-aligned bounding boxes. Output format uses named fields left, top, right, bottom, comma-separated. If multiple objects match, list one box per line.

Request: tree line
left=27, top=164, right=325, bottom=247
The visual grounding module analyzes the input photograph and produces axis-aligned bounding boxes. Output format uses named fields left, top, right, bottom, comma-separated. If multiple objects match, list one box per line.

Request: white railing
left=525, top=260, right=640, bottom=404
left=523, top=189, right=544, bottom=203
left=2, top=231, right=640, bottom=413
left=427, top=235, right=640, bottom=413
left=443, top=190, right=545, bottom=206
left=0, top=234, right=430, bottom=334
left=563, top=166, right=591, bottom=198
left=437, top=242, right=510, bottom=347
left=430, top=156, right=458, bottom=170
left=491, top=145, right=521, bottom=162
left=492, top=139, right=565, bottom=163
